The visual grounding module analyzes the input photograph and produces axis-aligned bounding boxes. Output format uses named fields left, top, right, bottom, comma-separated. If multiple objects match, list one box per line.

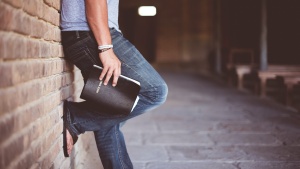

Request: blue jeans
left=61, top=28, right=168, bottom=169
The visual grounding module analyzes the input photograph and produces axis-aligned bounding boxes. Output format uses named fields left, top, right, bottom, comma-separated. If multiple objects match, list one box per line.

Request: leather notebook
left=80, top=65, right=141, bottom=116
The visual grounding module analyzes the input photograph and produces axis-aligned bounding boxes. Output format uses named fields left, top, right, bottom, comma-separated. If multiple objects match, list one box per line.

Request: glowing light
left=138, top=6, right=157, bottom=16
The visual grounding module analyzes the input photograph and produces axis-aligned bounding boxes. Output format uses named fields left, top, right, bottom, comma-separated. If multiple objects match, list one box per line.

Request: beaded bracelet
left=99, top=48, right=112, bottom=53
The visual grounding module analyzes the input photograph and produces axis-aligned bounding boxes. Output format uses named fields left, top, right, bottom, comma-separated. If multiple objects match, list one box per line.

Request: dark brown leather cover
left=80, top=66, right=141, bottom=116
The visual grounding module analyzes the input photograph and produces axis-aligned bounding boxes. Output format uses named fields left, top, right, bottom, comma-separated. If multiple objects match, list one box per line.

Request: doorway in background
left=119, top=7, right=157, bottom=63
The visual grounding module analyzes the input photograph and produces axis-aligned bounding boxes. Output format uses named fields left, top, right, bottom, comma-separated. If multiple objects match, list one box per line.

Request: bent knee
left=155, top=83, right=168, bottom=104
left=142, top=83, right=168, bottom=105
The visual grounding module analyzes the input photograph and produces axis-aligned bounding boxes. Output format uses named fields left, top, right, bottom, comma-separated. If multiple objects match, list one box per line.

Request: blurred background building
left=0, top=0, right=300, bottom=168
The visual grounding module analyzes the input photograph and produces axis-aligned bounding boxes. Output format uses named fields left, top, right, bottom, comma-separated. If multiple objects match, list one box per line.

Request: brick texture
left=0, top=1, right=92, bottom=169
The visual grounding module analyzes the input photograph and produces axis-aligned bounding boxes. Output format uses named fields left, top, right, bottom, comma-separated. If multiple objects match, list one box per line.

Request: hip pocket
left=65, top=46, right=96, bottom=72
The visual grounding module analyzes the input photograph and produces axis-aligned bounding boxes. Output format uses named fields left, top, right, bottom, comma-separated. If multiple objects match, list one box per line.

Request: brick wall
left=0, top=1, right=94, bottom=168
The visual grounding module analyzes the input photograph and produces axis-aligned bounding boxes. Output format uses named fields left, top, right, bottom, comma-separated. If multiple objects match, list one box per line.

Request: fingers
left=99, top=66, right=108, bottom=81
left=112, top=65, right=121, bottom=87
left=104, top=65, right=121, bottom=86
left=98, top=51, right=121, bottom=86
left=104, top=68, right=113, bottom=85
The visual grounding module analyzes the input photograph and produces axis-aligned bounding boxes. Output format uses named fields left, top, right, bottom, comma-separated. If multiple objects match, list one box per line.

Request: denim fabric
left=61, top=28, right=168, bottom=169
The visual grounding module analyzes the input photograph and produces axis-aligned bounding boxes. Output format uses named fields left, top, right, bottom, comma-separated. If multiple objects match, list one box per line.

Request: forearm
left=85, top=0, right=121, bottom=86
left=85, top=0, right=111, bottom=45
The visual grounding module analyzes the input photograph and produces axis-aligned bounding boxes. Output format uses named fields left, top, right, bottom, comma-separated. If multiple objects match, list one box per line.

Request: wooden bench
left=226, top=48, right=256, bottom=90
left=276, top=75, right=300, bottom=106
left=257, top=65, right=300, bottom=98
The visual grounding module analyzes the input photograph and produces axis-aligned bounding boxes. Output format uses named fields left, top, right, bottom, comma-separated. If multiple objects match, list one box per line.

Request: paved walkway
left=83, top=72, right=300, bottom=169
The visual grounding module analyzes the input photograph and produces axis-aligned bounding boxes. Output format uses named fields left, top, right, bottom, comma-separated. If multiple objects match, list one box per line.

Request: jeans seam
left=86, top=35, right=101, bottom=65
left=73, top=114, right=124, bottom=127
left=66, top=105, right=80, bottom=135
left=115, top=126, right=125, bottom=169
left=85, top=48, right=98, bottom=64
left=121, top=62, right=154, bottom=88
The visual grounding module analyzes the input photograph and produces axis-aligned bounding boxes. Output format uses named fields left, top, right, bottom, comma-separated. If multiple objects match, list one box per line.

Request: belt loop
left=76, top=31, right=80, bottom=39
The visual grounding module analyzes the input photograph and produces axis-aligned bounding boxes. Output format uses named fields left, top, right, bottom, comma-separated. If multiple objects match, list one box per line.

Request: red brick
left=2, top=130, right=33, bottom=168
left=14, top=36, right=27, bottom=58
left=30, top=139, right=43, bottom=165
left=1, top=134, right=25, bottom=168
left=54, top=59, right=64, bottom=73
left=0, top=99, right=45, bottom=145
left=51, top=109, right=61, bottom=125
left=23, top=0, right=38, bottom=16
left=3, top=0, right=23, bottom=9
left=44, top=0, right=60, bottom=10
left=42, top=60, right=50, bottom=76
left=40, top=140, right=61, bottom=169
left=43, top=25, right=61, bottom=42
left=0, top=70, right=72, bottom=115
left=11, top=61, right=34, bottom=85
left=0, top=77, right=46, bottom=114
left=0, top=87, right=19, bottom=115
left=50, top=59, right=64, bottom=75
left=26, top=39, right=40, bottom=58
left=10, top=151, right=34, bottom=169
left=0, top=32, right=6, bottom=58
left=51, top=0, right=61, bottom=11
left=43, top=0, right=52, bottom=7
left=42, top=76, right=58, bottom=95
left=33, top=148, right=42, bottom=165
left=44, top=24, right=54, bottom=41
left=8, top=9, right=32, bottom=35
left=33, top=60, right=44, bottom=78
left=31, top=18, right=46, bottom=38
left=42, top=4, right=60, bottom=26
left=59, top=59, right=65, bottom=72
left=0, top=59, right=64, bottom=87
left=53, top=43, right=62, bottom=57
left=19, top=81, right=42, bottom=105
left=29, top=120, right=44, bottom=144
left=3, top=33, right=26, bottom=59
left=43, top=91, right=62, bottom=114
left=54, top=27, right=61, bottom=42
left=0, top=115, right=15, bottom=144
left=0, top=148, right=4, bottom=169
left=50, top=8, right=60, bottom=26
left=42, top=4, right=51, bottom=21
left=0, top=1, right=82, bottom=166
left=58, top=44, right=64, bottom=57
left=16, top=13, right=32, bottom=35
left=0, top=62, right=13, bottom=88
left=0, top=3, right=14, bottom=31
left=42, top=123, right=61, bottom=153
left=16, top=102, right=44, bottom=138
left=40, top=41, right=51, bottom=58
left=11, top=9, right=22, bottom=32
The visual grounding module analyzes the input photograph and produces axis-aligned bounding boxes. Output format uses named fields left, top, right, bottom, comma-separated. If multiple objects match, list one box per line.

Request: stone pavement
left=83, top=72, right=300, bottom=169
